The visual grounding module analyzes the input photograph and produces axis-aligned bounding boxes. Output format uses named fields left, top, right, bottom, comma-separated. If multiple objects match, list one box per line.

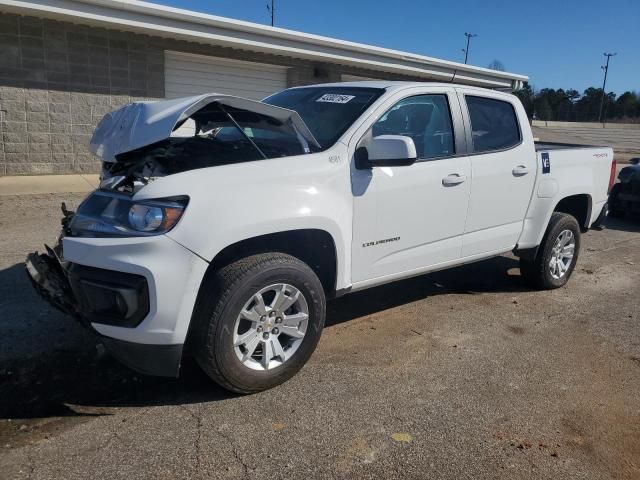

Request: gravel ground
left=0, top=193, right=639, bottom=480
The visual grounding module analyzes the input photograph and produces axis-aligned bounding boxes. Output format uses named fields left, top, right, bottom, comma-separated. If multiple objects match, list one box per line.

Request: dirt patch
left=506, top=326, right=525, bottom=335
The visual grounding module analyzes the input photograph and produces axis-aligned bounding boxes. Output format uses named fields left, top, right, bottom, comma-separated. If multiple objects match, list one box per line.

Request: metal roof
left=0, top=0, right=528, bottom=90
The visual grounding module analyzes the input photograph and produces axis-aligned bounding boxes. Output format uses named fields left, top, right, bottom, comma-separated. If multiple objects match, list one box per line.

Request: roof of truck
left=291, top=81, right=517, bottom=95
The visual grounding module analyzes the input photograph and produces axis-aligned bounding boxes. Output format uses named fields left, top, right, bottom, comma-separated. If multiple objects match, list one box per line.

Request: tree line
left=514, top=83, right=640, bottom=123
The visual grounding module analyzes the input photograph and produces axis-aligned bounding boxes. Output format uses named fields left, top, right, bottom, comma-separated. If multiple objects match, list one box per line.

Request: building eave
left=0, top=0, right=529, bottom=90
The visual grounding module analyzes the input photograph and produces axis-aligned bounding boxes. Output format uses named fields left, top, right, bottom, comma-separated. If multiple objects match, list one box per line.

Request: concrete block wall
left=0, top=12, right=416, bottom=176
left=0, top=13, right=165, bottom=175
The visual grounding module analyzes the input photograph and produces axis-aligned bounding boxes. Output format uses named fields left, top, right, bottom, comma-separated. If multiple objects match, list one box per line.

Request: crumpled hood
left=89, top=94, right=320, bottom=162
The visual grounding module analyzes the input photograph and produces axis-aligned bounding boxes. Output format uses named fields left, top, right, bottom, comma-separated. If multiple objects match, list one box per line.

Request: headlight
left=128, top=204, right=165, bottom=231
left=68, top=191, right=188, bottom=237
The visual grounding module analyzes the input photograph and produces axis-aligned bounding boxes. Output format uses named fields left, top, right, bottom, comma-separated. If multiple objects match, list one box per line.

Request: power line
left=462, top=32, right=477, bottom=64
left=598, top=52, right=617, bottom=124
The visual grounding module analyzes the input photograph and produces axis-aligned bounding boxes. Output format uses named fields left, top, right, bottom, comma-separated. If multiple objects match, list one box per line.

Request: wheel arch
left=207, top=229, right=339, bottom=296
left=516, top=193, right=591, bottom=260
left=553, top=193, right=592, bottom=231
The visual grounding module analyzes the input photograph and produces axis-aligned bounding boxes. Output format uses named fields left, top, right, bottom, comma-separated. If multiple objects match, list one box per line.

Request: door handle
left=442, top=173, right=466, bottom=186
left=512, top=165, right=529, bottom=176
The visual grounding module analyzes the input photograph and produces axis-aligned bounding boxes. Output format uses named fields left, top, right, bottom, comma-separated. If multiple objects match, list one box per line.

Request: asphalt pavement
left=0, top=193, right=639, bottom=479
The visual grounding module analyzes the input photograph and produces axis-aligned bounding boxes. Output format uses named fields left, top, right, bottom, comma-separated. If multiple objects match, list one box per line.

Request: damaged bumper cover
left=26, top=248, right=81, bottom=320
left=26, top=247, right=151, bottom=328
left=23, top=225, right=206, bottom=378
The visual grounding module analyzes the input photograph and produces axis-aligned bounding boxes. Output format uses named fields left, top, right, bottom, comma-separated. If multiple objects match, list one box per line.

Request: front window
left=264, top=87, right=384, bottom=149
left=372, top=94, right=455, bottom=159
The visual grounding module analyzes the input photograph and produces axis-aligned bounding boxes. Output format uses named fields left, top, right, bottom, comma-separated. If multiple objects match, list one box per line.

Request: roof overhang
left=0, top=0, right=528, bottom=90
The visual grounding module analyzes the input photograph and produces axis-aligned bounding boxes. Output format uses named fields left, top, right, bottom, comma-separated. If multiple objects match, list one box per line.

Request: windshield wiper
left=216, top=102, right=268, bottom=160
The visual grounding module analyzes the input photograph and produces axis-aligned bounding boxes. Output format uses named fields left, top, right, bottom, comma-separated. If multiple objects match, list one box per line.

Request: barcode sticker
left=316, top=94, right=355, bottom=104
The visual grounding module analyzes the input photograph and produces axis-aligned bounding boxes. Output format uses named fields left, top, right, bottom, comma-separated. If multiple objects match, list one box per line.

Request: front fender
left=134, top=148, right=353, bottom=290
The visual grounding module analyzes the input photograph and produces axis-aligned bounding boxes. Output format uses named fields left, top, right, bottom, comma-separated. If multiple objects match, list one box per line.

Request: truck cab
left=349, top=84, right=538, bottom=286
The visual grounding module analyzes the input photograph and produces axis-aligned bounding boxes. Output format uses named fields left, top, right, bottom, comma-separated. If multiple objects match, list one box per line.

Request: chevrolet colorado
left=26, top=82, right=615, bottom=393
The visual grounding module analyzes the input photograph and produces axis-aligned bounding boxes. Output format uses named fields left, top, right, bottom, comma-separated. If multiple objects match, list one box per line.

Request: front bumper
left=101, top=337, right=183, bottom=377
left=26, top=247, right=81, bottom=321
left=25, top=230, right=209, bottom=377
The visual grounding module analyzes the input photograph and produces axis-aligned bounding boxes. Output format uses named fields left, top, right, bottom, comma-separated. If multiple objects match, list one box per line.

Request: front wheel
left=520, top=212, right=581, bottom=290
left=193, top=253, right=326, bottom=394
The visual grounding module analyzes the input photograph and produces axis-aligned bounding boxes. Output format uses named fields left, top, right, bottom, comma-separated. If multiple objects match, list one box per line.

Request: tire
left=192, top=253, right=326, bottom=394
left=520, top=212, right=581, bottom=290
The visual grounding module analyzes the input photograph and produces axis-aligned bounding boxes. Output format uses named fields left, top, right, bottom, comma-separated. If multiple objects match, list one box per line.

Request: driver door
left=351, top=89, right=472, bottom=286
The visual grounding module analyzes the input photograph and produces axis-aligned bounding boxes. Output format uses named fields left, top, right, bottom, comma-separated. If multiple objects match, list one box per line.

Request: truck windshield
left=264, top=87, right=384, bottom=149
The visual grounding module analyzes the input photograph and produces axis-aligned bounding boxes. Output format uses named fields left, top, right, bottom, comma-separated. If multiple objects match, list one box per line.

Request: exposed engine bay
left=92, top=95, right=320, bottom=194
left=101, top=133, right=299, bottom=194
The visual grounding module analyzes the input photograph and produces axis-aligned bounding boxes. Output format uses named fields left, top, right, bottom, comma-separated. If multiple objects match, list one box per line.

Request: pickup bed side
left=517, top=144, right=613, bottom=251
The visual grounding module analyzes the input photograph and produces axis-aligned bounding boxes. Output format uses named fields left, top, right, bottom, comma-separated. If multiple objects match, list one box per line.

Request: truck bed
left=534, top=141, right=604, bottom=152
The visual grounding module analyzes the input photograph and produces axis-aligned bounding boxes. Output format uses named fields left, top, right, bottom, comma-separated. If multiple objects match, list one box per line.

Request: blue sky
left=158, top=0, right=639, bottom=95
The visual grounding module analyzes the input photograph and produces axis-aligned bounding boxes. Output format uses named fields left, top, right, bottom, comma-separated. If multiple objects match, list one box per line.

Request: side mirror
left=355, top=135, right=417, bottom=169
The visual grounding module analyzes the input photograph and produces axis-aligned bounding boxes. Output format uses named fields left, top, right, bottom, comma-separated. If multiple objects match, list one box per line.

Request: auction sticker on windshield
left=316, top=94, right=355, bottom=104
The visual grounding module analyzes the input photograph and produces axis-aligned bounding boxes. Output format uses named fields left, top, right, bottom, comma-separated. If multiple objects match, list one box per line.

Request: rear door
left=351, top=87, right=472, bottom=285
left=457, top=90, right=536, bottom=257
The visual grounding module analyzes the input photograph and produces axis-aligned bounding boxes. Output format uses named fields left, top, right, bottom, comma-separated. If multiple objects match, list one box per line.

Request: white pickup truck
left=26, top=81, right=615, bottom=393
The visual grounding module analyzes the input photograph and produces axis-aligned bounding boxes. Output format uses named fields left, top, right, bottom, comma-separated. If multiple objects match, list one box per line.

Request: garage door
left=165, top=51, right=288, bottom=100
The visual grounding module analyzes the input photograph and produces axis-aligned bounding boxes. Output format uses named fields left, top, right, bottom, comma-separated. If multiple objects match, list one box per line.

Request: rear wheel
left=520, top=212, right=581, bottom=290
left=193, top=253, right=325, bottom=394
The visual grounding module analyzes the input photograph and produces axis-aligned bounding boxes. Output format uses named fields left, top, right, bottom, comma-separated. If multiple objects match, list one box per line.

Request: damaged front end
left=25, top=204, right=81, bottom=319
left=91, top=94, right=320, bottom=194
left=25, top=93, right=319, bottom=323
left=25, top=203, right=151, bottom=330
left=23, top=93, right=320, bottom=376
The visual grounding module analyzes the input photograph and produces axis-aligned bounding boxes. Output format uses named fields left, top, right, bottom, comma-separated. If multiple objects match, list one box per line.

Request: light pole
left=267, top=0, right=275, bottom=26
left=462, top=32, right=477, bottom=64
left=598, top=52, right=617, bottom=124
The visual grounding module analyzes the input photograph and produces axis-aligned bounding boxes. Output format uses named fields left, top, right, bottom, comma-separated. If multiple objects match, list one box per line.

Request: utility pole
left=598, top=52, right=616, bottom=124
left=267, top=0, right=275, bottom=26
left=462, top=32, right=477, bottom=64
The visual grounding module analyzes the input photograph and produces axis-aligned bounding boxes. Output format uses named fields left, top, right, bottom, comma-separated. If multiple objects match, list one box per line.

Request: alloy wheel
left=549, top=229, right=575, bottom=279
left=232, top=283, right=309, bottom=371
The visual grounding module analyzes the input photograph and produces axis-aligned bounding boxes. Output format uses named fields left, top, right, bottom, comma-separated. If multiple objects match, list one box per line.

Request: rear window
left=466, top=96, right=521, bottom=153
